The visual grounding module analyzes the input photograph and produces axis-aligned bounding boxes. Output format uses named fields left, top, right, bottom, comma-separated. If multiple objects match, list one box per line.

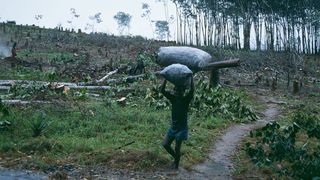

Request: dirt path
left=0, top=94, right=281, bottom=180
left=189, top=98, right=279, bottom=180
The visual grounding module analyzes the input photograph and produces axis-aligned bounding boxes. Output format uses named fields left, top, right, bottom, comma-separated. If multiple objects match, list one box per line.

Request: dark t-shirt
left=162, top=89, right=193, bottom=130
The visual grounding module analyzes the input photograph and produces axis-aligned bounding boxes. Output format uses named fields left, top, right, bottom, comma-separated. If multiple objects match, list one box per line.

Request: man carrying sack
left=160, top=64, right=194, bottom=169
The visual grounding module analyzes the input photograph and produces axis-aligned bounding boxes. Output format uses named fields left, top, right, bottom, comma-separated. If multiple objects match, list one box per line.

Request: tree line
left=171, top=0, right=320, bottom=54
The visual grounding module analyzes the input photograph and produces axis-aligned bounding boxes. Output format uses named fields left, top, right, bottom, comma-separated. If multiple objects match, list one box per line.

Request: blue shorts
left=166, top=127, right=188, bottom=141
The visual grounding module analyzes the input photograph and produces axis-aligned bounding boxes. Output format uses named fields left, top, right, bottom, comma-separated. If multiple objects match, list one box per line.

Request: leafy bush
left=136, top=52, right=155, bottom=67
left=246, top=111, right=320, bottom=179
left=145, top=80, right=257, bottom=121
left=145, top=85, right=170, bottom=110
left=192, top=80, right=257, bottom=121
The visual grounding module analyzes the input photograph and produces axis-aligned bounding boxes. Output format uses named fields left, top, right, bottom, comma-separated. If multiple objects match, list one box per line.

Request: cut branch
left=94, top=69, right=119, bottom=84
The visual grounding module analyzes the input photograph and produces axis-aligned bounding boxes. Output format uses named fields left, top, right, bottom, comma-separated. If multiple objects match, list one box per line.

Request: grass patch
left=0, top=97, right=235, bottom=171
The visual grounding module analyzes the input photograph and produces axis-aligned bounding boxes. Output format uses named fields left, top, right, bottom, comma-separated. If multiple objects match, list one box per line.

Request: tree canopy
left=114, top=11, right=132, bottom=35
left=171, top=0, right=320, bottom=54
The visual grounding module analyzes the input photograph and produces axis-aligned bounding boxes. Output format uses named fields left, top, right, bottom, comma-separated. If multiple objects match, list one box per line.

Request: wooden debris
left=1, top=100, right=51, bottom=105
left=201, top=59, right=240, bottom=71
left=116, top=97, right=126, bottom=106
left=116, top=141, right=135, bottom=150
left=95, top=69, right=119, bottom=83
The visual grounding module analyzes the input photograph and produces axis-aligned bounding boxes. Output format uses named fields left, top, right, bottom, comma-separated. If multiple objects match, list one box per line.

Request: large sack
left=160, top=64, right=192, bottom=88
left=156, top=46, right=212, bottom=71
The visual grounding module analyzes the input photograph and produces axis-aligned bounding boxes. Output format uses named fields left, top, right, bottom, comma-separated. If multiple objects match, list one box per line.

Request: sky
left=0, top=0, right=176, bottom=39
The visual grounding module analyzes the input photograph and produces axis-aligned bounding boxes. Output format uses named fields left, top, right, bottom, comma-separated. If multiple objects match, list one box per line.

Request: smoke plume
left=0, top=42, right=11, bottom=59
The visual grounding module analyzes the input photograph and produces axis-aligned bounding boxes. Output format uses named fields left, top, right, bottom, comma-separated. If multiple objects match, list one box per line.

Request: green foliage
left=29, top=111, right=51, bottom=137
left=136, top=52, right=154, bottom=67
left=17, top=51, right=75, bottom=63
left=145, top=80, right=257, bottom=122
left=0, top=65, right=50, bottom=81
left=113, top=11, right=132, bottom=35
left=154, top=20, right=170, bottom=40
left=104, top=88, right=116, bottom=106
left=192, top=81, right=257, bottom=121
left=47, top=70, right=57, bottom=82
left=20, top=137, right=63, bottom=154
left=246, top=111, right=320, bottom=179
left=74, top=88, right=89, bottom=100
left=0, top=99, right=10, bottom=117
left=144, top=85, right=170, bottom=110
left=10, top=82, right=48, bottom=99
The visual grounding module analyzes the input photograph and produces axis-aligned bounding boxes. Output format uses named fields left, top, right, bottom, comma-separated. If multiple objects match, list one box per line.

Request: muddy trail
left=0, top=93, right=281, bottom=180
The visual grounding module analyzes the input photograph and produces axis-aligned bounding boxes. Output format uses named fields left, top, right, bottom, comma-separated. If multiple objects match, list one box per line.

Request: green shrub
left=145, top=80, right=257, bottom=122
left=246, top=111, right=320, bottom=179
left=29, top=111, right=51, bottom=137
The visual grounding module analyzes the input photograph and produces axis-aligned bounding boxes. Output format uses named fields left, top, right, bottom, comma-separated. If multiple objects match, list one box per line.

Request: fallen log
left=0, top=74, right=146, bottom=87
left=1, top=100, right=51, bottom=105
left=96, top=69, right=119, bottom=83
left=81, top=69, right=120, bottom=85
left=69, top=85, right=112, bottom=90
left=0, top=85, right=138, bottom=93
left=0, top=86, right=10, bottom=90
left=0, top=80, right=78, bottom=87
left=201, top=59, right=240, bottom=71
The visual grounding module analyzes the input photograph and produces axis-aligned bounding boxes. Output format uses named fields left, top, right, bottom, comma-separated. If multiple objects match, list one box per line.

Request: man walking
left=160, top=77, right=194, bottom=169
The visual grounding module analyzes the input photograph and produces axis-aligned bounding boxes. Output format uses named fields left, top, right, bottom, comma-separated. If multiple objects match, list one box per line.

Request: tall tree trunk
left=302, top=22, right=306, bottom=53
left=311, top=25, right=315, bottom=54
left=202, top=12, right=208, bottom=46
left=227, top=20, right=231, bottom=46
left=292, top=21, right=296, bottom=51
left=195, top=15, right=199, bottom=46
left=283, top=19, right=288, bottom=51
left=276, top=23, right=281, bottom=51
left=297, top=24, right=301, bottom=53
left=315, top=23, right=318, bottom=54
left=287, top=19, right=291, bottom=51
left=179, top=12, right=183, bottom=44
left=307, top=23, right=311, bottom=54
left=223, top=15, right=227, bottom=47
left=270, top=21, right=274, bottom=51
left=215, top=17, right=221, bottom=47
left=254, top=17, right=260, bottom=51
left=208, top=16, right=214, bottom=46
left=234, top=16, right=240, bottom=49
left=265, top=21, right=270, bottom=50
left=243, top=18, right=251, bottom=50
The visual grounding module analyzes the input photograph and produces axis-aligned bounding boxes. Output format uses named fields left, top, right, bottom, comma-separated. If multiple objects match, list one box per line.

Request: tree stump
left=293, top=80, right=300, bottom=94
left=210, top=69, right=220, bottom=88
left=271, top=77, right=277, bottom=91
